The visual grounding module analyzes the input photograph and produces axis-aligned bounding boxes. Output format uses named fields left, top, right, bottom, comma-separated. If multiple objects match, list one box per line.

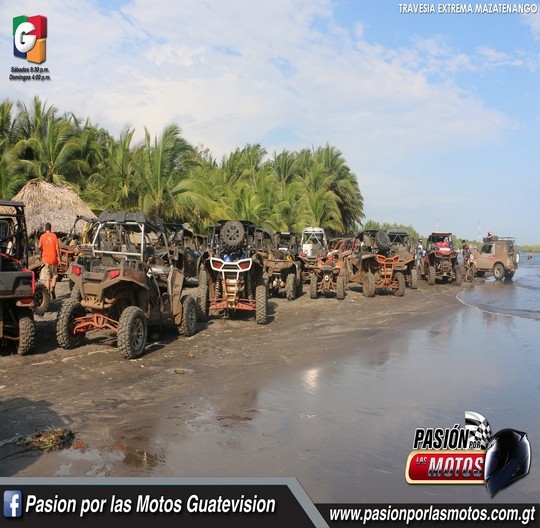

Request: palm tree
left=313, top=144, right=364, bottom=233
left=12, top=96, right=57, bottom=141
left=85, top=126, right=139, bottom=212
left=10, top=116, right=86, bottom=185
left=0, top=100, right=26, bottom=198
left=1, top=97, right=368, bottom=238
left=70, top=114, right=113, bottom=189
left=136, top=123, right=203, bottom=221
left=295, top=161, right=343, bottom=232
left=180, top=160, right=224, bottom=230
left=288, top=145, right=364, bottom=233
left=264, top=150, right=302, bottom=230
left=0, top=100, right=16, bottom=151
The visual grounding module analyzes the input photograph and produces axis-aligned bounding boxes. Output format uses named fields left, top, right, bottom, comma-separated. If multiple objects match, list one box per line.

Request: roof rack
left=482, top=236, right=516, bottom=243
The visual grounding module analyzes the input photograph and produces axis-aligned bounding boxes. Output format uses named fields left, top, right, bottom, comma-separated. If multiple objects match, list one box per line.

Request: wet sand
left=1, top=278, right=538, bottom=505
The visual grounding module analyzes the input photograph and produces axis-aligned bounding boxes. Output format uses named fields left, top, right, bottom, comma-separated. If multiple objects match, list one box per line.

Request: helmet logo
left=406, top=411, right=532, bottom=497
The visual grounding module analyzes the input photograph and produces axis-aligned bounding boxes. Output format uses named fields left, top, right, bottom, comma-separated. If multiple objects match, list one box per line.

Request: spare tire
left=220, top=220, right=245, bottom=252
left=375, top=230, right=392, bottom=254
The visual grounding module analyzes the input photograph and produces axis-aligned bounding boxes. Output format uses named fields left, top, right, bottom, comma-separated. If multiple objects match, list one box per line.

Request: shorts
left=40, top=263, right=58, bottom=281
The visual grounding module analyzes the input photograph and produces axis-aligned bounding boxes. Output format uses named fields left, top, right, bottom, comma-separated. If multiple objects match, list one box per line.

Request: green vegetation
left=17, top=427, right=77, bottom=451
left=0, top=96, right=365, bottom=235
left=519, top=245, right=540, bottom=253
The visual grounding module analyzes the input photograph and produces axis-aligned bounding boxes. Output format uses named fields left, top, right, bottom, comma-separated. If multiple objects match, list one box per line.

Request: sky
left=2, top=0, right=540, bottom=244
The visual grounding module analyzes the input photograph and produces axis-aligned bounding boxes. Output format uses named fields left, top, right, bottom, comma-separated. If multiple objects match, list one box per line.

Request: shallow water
left=149, top=299, right=540, bottom=504
left=9, top=269, right=540, bottom=506
left=459, top=252, right=540, bottom=320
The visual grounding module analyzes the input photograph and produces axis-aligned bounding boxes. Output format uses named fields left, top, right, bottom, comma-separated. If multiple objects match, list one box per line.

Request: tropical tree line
left=0, top=96, right=366, bottom=236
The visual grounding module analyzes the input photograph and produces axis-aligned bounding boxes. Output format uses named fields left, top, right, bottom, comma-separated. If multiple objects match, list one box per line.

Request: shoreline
left=3, top=276, right=538, bottom=504
left=0, top=279, right=468, bottom=478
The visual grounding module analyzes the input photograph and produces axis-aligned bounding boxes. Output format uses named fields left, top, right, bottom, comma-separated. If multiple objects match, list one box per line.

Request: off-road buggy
left=386, top=229, right=419, bottom=289
left=345, top=229, right=406, bottom=297
left=196, top=219, right=269, bottom=324
left=164, top=222, right=206, bottom=280
left=263, top=232, right=303, bottom=300
left=420, top=232, right=462, bottom=286
left=56, top=211, right=198, bottom=359
left=0, top=200, right=35, bottom=355
left=298, top=227, right=329, bottom=282
left=466, top=235, right=519, bottom=282
left=309, top=251, right=348, bottom=300
left=328, top=237, right=354, bottom=257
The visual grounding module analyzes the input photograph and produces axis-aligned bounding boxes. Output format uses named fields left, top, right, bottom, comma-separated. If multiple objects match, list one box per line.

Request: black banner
left=1, top=478, right=328, bottom=527
left=3, top=479, right=538, bottom=527
left=316, top=503, right=539, bottom=527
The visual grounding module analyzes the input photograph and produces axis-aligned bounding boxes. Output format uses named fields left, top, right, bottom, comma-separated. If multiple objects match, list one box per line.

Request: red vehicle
left=309, top=251, right=347, bottom=300
left=345, top=230, right=406, bottom=297
left=420, top=232, right=462, bottom=285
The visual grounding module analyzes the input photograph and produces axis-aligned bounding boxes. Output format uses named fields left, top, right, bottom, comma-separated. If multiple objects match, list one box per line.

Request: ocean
left=458, top=252, right=540, bottom=321
left=161, top=254, right=540, bottom=504
left=10, top=253, right=539, bottom=507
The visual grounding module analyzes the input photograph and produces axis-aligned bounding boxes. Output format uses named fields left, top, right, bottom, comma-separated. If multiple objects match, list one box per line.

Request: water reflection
left=302, top=368, right=320, bottom=393
left=155, top=306, right=540, bottom=504
left=12, top=297, right=539, bottom=505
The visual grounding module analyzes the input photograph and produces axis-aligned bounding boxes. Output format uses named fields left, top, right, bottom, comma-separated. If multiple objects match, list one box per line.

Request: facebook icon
left=4, top=490, right=22, bottom=518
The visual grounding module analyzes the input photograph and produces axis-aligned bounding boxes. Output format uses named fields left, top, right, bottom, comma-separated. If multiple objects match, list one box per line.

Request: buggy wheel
left=255, top=283, right=268, bottom=325
left=394, top=272, right=405, bottom=296
left=427, top=265, right=436, bottom=285
left=17, top=308, right=35, bottom=356
left=362, top=271, right=376, bottom=297
left=375, top=230, right=391, bottom=254
left=32, top=282, right=50, bottom=316
left=309, top=274, right=318, bottom=299
left=296, top=269, right=303, bottom=296
left=493, top=262, right=505, bottom=281
left=454, top=264, right=463, bottom=286
left=118, top=306, right=147, bottom=359
left=196, top=269, right=209, bottom=322
left=409, top=268, right=418, bottom=289
left=220, top=220, right=245, bottom=252
left=179, top=295, right=197, bottom=337
left=465, top=263, right=476, bottom=283
left=56, top=299, right=86, bottom=349
left=336, top=274, right=346, bottom=300
left=70, top=283, right=81, bottom=301
left=285, top=272, right=296, bottom=301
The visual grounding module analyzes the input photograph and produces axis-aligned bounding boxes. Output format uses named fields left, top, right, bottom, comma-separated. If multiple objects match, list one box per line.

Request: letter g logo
left=14, top=21, right=36, bottom=53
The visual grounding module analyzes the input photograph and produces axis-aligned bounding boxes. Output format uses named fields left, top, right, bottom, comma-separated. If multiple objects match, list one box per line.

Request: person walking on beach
left=462, top=239, right=470, bottom=265
left=416, top=239, right=424, bottom=269
left=38, top=222, right=61, bottom=299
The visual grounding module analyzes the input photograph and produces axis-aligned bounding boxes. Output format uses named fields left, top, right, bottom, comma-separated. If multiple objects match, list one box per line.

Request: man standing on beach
left=38, top=222, right=61, bottom=299
left=416, top=239, right=423, bottom=269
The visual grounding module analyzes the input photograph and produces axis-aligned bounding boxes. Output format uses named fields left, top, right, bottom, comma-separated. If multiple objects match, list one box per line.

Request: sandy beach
left=1, top=277, right=538, bottom=506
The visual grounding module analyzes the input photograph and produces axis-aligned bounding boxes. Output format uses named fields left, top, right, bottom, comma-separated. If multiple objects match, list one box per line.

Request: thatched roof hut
left=11, top=181, right=96, bottom=238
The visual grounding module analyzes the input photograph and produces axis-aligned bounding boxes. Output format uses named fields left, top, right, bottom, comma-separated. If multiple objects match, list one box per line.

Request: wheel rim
left=224, top=223, right=240, bottom=239
left=131, top=317, right=146, bottom=351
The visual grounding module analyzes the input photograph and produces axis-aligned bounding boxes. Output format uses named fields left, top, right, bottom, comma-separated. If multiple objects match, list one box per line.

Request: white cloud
left=2, top=0, right=512, bottom=156
left=521, top=4, right=540, bottom=38
left=2, top=0, right=538, bottom=240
